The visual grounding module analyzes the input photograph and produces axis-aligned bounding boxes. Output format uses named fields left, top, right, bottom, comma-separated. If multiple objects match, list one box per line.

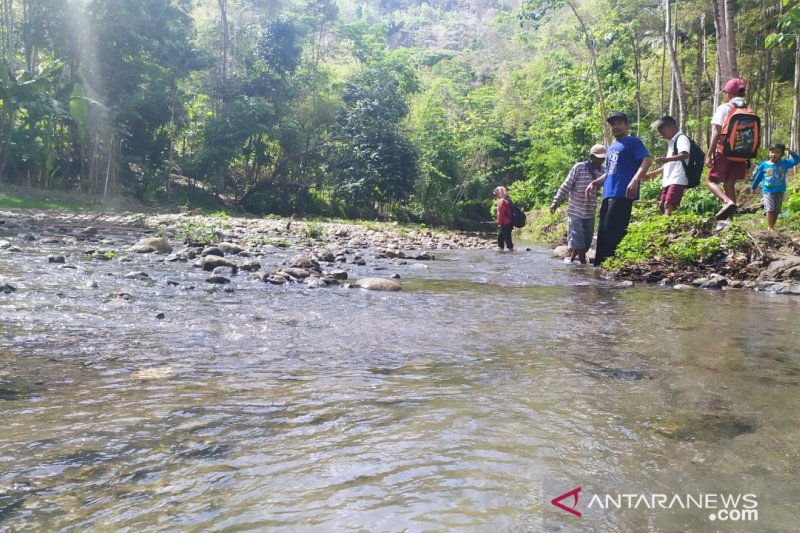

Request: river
left=1, top=224, right=799, bottom=531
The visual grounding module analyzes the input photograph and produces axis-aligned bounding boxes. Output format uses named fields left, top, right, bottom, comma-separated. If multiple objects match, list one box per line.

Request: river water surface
left=1, top=228, right=799, bottom=532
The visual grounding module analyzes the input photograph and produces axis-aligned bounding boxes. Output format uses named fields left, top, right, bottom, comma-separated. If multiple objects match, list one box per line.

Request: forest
left=2, top=0, right=800, bottom=226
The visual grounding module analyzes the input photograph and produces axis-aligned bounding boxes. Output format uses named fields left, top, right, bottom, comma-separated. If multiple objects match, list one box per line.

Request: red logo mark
left=551, top=487, right=582, bottom=517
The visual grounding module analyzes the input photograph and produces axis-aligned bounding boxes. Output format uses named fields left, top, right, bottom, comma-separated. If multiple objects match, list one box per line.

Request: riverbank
left=524, top=198, right=800, bottom=294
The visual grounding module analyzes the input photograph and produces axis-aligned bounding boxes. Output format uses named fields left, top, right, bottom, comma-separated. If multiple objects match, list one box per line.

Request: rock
left=81, top=226, right=99, bottom=236
left=206, top=275, right=231, bottom=284
left=334, top=255, right=347, bottom=263
left=314, top=249, right=336, bottom=263
left=326, top=270, right=348, bottom=280
left=264, top=275, right=287, bottom=285
left=290, top=254, right=319, bottom=269
left=0, top=240, right=10, bottom=249
left=759, top=254, right=800, bottom=282
left=283, top=267, right=311, bottom=279
left=166, top=280, right=180, bottom=287
left=756, top=281, right=792, bottom=294
left=334, top=228, right=349, bottom=238
left=303, top=277, right=327, bottom=288
left=47, top=255, right=66, bottom=264
left=692, top=274, right=727, bottom=289
left=351, top=256, right=366, bottom=266
left=217, top=242, right=243, bottom=255
left=617, top=280, right=634, bottom=288
left=384, top=249, right=405, bottom=259
left=125, top=271, right=150, bottom=280
left=0, top=283, right=17, bottom=294
left=552, top=245, right=570, bottom=259
left=156, top=312, right=166, bottom=320
left=239, top=260, right=261, bottom=272
left=354, top=277, right=401, bottom=291
left=130, top=237, right=172, bottom=254
left=727, top=280, right=745, bottom=289
left=212, top=266, right=236, bottom=276
left=410, top=263, right=429, bottom=270
left=414, top=251, right=435, bottom=261
left=202, top=255, right=238, bottom=272
left=390, top=273, right=401, bottom=279
left=673, top=284, right=693, bottom=290
left=202, top=246, right=224, bottom=257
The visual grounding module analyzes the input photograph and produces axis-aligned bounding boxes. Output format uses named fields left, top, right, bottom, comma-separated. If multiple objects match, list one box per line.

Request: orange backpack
left=718, top=102, right=761, bottom=162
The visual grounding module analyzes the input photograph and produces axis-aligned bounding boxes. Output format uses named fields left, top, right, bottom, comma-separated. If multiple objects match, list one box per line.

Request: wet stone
left=202, top=246, right=224, bottom=257
left=205, top=275, right=231, bottom=284
left=649, top=413, right=756, bottom=442
left=47, top=255, right=65, bottom=264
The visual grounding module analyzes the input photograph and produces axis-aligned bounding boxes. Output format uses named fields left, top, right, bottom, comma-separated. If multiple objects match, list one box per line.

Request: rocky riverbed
left=0, top=210, right=493, bottom=294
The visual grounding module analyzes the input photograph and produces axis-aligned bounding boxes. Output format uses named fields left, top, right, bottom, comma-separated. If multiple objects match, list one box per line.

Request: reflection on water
left=1, top=238, right=800, bottom=531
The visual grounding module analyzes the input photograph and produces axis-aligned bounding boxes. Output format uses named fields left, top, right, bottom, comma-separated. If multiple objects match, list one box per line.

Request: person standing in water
left=586, top=112, right=652, bottom=267
left=494, top=186, right=514, bottom=252
left=550, top=144, right=606, bottom=264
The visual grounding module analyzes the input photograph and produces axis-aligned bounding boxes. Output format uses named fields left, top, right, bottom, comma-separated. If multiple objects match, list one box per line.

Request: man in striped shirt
left=550, top=144, right=606, bottom=264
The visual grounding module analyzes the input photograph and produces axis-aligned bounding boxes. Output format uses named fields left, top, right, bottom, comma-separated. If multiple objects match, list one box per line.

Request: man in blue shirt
left=586, top=112, right=652, bottom=266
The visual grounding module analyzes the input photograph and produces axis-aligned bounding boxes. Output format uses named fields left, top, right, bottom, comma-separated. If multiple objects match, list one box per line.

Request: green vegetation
left=2, top=0, right=800, bottom=230
left=175, top=218, right=224, bottom=245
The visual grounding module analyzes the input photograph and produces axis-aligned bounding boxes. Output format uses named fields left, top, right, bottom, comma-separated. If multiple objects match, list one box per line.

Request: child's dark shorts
left=660, top=184, right=686, bottom=209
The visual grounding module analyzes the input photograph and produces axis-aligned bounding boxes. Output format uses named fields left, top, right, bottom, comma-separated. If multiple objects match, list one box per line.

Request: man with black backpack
left=644, top=116, right=704, bottom=216
left=706, top=78, right=761, bottom=220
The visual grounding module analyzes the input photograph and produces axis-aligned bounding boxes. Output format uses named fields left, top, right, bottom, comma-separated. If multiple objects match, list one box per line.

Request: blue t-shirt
left=751, top=152, right=800, bottom=194
left=603, top=136, right=650, bottom=200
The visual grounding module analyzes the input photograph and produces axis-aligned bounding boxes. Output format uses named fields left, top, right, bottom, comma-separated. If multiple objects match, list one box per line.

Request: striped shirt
left=553, top=161, right=601, bottom=219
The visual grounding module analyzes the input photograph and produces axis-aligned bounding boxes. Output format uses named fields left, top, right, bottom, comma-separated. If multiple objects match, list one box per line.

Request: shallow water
left=1, top=231, right=799, bottom=531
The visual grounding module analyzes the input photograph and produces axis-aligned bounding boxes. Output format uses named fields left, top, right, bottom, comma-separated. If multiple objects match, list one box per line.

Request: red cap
left=722, top=78, right=746, bottom=95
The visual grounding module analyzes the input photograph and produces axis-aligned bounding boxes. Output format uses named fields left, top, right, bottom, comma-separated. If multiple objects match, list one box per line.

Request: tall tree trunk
left=791, top=36, right=800, bottom=150
left=695, top=18, right=704, bottom=146
left=218, top=0, right=229, bottom=88
left=566, top=1, right=608, bottom=143
left=714, top=0, right=738, bottom=81
left=665, top=0, right=687, bottom=127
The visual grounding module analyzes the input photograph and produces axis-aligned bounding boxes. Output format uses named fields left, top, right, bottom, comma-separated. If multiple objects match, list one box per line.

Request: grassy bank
left=519, top=178, right=800, bottom=282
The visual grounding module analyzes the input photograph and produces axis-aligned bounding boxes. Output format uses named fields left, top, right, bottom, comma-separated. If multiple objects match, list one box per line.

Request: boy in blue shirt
left=751, top=143, right=800, bottom=231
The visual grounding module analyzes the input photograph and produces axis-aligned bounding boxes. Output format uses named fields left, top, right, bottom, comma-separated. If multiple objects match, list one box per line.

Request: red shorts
left=660, top=184, right=686, bottom=209
left=708, top=153, right=749, bottom=183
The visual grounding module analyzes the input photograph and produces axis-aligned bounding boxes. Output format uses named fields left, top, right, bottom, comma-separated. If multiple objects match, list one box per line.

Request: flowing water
left=1, top=228, right=800, bottom=532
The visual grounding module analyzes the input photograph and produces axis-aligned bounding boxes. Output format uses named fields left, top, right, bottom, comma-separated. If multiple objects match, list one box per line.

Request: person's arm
left=706, top=124, right=722, bottom=167
left=551, top=166, right=577, bottom=213
left=786, top=151, right=800, bottom=168
left=655, top=152, right=688, bottom=164
left=644, top=167, right=664, bottom=180
left=585, top=173, right=606, bottom=198
left=626, top=156, right=653, bottom=200
left=751, top=164, right=764, bottom=191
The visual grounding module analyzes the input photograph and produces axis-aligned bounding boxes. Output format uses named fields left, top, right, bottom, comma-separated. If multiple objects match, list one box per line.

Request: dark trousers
left=594, top=197, right=633, bottom=266
left=497, top=224, right=514, bottom=250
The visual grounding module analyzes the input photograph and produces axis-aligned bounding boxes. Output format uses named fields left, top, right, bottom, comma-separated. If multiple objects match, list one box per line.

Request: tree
left=327, top=65, right=418, bottom=216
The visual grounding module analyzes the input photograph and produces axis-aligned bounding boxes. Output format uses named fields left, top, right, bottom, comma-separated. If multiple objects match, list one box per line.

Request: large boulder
left=130, top=237, right=172, bottom=254
left=290, top=254, right=319, bottom=269
left=759, top=255, right=800, bottom=282
left=218, top=242, right=244, bottom=255
left=202, top=255, right=238, bottom=272
left=354, top=277, right=401, bottom=291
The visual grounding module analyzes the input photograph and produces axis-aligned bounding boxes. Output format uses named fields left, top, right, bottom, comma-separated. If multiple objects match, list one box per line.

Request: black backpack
left=672, top=133, right=705, bottom=188
left=509, top=200, right=527, bottom=228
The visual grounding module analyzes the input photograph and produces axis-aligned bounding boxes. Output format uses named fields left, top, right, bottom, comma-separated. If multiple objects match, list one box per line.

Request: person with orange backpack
left=706, top=78, right=761, bottom=220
